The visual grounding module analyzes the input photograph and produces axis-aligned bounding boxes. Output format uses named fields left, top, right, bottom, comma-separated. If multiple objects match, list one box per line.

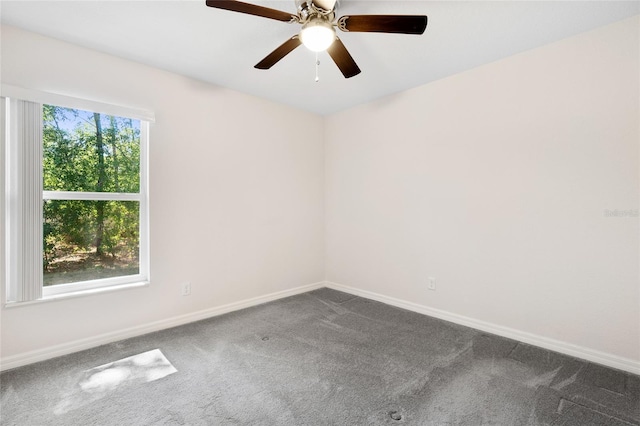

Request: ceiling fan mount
left=294, top=0, right=335, bottom=22
left=205, top=0, right=428, bottom=78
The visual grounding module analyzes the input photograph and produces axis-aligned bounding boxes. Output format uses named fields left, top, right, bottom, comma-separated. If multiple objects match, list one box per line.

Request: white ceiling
left=1, top=1, right=638, bottom=115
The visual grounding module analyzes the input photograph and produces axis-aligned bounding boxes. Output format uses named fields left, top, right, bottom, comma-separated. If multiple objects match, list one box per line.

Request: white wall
left=0, top=26, right=325, bottom=362
left=2, top=16, right=639, bottom=372
left=325, top=17, right=639, bottom=365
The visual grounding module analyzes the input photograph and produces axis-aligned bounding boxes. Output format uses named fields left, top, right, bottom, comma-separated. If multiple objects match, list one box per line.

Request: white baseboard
left=4, top=280, right=639, bottom=375
left=0, top=281, right=325, bottom=372
left=325, top=281, right=640, bottom=375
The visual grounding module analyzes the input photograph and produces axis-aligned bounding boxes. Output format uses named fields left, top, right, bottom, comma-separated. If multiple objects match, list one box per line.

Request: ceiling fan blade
left=312, top=0, right=337, bottom=12
left=338, top=15, right=428, bottom=34
left=205, top=0, right=295, bottom=22
left=255, top=36, right=302, bottom=69
left=327, top=38, right=361, bottom=79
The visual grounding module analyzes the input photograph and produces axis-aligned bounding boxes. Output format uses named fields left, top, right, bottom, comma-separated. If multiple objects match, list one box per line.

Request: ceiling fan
left=205, top=0, right=428, bottom=78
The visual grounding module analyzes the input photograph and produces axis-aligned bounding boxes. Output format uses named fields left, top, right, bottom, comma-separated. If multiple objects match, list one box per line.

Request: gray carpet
left=1, top=288, right=639, bottom=425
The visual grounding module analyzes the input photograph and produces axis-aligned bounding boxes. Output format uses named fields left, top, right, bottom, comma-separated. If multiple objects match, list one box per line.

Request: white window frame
left=2, top=85, right=154, bottom=304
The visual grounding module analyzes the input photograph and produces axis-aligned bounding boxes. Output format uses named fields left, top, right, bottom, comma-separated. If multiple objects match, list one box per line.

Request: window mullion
left=43, top=191, right=140, bottom=201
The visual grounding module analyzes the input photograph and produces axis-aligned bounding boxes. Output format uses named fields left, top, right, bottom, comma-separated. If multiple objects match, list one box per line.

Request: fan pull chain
left=315, top=52, right=320, bottom=83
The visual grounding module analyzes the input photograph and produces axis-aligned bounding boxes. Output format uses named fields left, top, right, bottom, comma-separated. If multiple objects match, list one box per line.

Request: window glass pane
left=43, top=105, right=140, bottom=193
left=43, top=200, right=140, bottom=286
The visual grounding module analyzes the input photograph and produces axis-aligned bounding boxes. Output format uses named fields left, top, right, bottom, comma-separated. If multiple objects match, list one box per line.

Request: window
left=2, top=86, right=153, bottom=303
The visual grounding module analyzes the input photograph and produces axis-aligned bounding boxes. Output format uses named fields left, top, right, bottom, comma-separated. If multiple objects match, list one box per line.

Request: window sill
left=3, top=281, right=149, bottom=309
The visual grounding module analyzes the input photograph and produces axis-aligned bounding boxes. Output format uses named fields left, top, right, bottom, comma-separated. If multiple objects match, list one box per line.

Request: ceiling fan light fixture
left=300, top=19, right=336, bottom=52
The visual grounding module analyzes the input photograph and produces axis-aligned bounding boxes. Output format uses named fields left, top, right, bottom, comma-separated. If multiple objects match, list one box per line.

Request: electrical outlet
left=427, top=277, right=436, bottom=291
left=181, top=282, right=191, bottom=296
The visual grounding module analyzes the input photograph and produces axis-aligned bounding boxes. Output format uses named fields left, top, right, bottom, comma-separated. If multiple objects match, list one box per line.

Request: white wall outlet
left=181, top=282, right=191, bottom=296
left=428, top=277, right=436, bottom=291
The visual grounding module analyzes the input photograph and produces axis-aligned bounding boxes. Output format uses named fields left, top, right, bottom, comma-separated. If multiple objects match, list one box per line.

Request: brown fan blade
left=327, top=38, right=361, bottom=79
left=338, top=15, right=427, bottom=34
left=205, top=0, right=295, bottom=22
left=255, top=36, right=302, bottom=69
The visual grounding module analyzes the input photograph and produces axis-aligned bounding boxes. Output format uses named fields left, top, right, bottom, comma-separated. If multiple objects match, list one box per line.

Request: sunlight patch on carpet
left=54, top=349, right=177, bottom=415
left=80, top=349, right=177, bottom=392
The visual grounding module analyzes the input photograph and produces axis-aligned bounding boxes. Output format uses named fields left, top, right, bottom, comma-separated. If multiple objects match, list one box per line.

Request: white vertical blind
left=6, top=99, right=43, bottom=302
left=0, top=98, right=5, bottom=304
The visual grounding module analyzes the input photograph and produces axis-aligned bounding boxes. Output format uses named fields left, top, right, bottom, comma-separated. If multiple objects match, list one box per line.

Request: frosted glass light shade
left=300, top=21, right=336, bottom=52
